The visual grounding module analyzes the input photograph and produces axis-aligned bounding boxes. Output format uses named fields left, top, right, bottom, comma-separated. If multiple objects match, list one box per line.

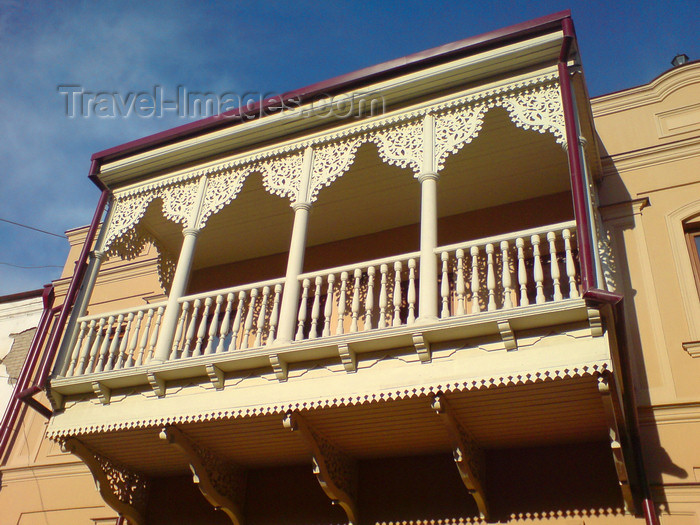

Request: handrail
left=76, top=300, right=168, bottom=323
left=179, top=277, right=285, bottom=304
left=298, top=251, right=421, bottom=281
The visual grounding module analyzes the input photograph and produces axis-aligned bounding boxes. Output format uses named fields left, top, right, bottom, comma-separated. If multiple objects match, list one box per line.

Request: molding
left=284, top=411, right=358, bottom=524
left=682, top=340, right=700, bottom=358
left=638, top=403, right=700, bottom=425
left=600, top=136, right=700, bottom=176
left=431, top=394, right=489, bottom=520
left=160, top=426, right=246, bottom=525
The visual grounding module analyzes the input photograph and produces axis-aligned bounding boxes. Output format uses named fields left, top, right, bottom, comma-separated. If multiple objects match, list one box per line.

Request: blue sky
left=0, top=0, right=697, bottom=295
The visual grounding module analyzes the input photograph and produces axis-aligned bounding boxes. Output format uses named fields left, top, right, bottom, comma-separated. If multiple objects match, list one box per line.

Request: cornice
left=637, top=402, right=700, bottom=425
left=600, top=135, right=700, bottom=176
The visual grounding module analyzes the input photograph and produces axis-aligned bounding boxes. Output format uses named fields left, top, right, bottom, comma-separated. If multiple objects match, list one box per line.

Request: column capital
left=92, top=249, right=108, bottom=261
left=182, top=227, right=200, bottom=238
left=292, top=201, right=311, bottom=212
left=417, top=171, right=439, bottom=183
left=561, top=135, right=587, bottom=151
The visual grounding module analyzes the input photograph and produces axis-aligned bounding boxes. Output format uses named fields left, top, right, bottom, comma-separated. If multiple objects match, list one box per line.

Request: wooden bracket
left=431, top=394, right=489, bottom=520
left=338, top=343, right=357, bottom=373
left=497, top=320, right=517, bottom=350
left=61, top=437, right=148, bottom=525
left=45, top=385, right=64, bottom=411
left=91, top=381, right=112, bottom=405
left=597, top=375, right=636, bottom=514
left=412, top=332, right=431, bottom=363
left=147, top=372, right=166, bottom=397
left=284, top=411, right=358, bottom=524
left=160, top=426, right=246, bottom=525
left=206, top=364, right=225, bottom=390
left=588, top=307, right=603, bottom=337
left=269, top=354, right=288, bottom=382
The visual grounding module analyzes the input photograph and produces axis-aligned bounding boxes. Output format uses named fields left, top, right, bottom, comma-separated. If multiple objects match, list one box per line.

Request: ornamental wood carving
left=61, top=438, right=149, bottom=525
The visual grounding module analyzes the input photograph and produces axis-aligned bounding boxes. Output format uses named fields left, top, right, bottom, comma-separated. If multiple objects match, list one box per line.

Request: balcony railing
left=60, top=221, right=578, bottom=379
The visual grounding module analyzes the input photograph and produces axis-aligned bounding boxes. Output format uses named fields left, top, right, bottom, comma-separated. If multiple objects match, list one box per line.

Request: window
left=685, top=223, right=700, bottom=295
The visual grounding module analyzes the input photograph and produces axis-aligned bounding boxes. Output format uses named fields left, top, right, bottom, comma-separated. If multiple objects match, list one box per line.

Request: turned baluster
left=95, top=316, right=115, bottom=373
left=378, top=264, right=389, bottom=329
left=125, top=310, right=144, bottom=367
left=75, top=320, right=97, bottom=375
left=193, top=297, right=212, bottom=357
left=548, top=231, right=563, bottom=301
left=138, top=308, right=156, bottom=365
left=182, top=300, right=201, bottom=358
left=230, top=291, right=247, bottom=350
left=310, top=276, right=323, bottom=338
left=255, top=286, right=271, bottom=347
left=323, top=275, right=335, bottom=337
left=486, top=244, right=497, bottom=311
left=440, top=252, right=450, bottom=318
left=147, top=306, right=165, bottom=363
left=266, top=284, right=283, bottom=345
left=501, top=241, right=513, bottom=309
left=65, top=320, right=88, bottom=376
left=204, top=295, right=224, bottom=355
left=516, top=238, right=529, bottom=307
left=407, top=259, right=417, bottom=324
left=563, top=229, right=579, bottom=299
left=116, top=313, right=134, bottom=369
left=168, top=304, right=186, bottom=361
left=392, top=262, right=403, bottom=326
left=216, top=293, right=235, bottom=353
left=470, top=246, right=481, bottom=313
left=85, top=317, right=106, bottom=373
left=105, top=314, right=124, bottom=371
left=532, top=235, right=545, bottom=304
left=241, top=289, right=258, bottom=349
left=296, top=279, right=311, bottom=341
left=364, top=268, right=375, bottom=331
left=455, top=249, right=466, bottom=316
left=336, top=272, right=348, bottom=335
left=347, top=269, right=360, bottom=333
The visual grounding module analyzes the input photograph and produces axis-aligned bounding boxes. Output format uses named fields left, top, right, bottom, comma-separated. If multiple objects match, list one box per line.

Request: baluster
left=364, top=268, right=375, bottom=331
left=95, top=316, right=115, bottom=372
left=455, top=250, right=466, bottom=316
left=75, top=320, right=97, bottom=375
left=532, top=235, right=545, bottom=304
left=351, top=269, right=362, bottom=333
left=85, top=318, right=105, bottom=373
left=216, top=293, right=235, bottom=353
left=116, top=313, right=134, bottom=369
left=516, top=238, right=529, bottom=307
left=470, top=246, right=481, bottom=313
left=182, top=300, right=201, bottom=358
left=407, top=259, right=417, bottom=324
left=147, top=306, right=165, bottom=363
left=378, top=264, right=388, bottom=329
left=230, top=291, right=247, bottom=351
left=65, top=320, right=87, bottom=376
left=440, top=253, right=450, bottom=318
left=486, top=244, right=497, bottom=311
left=204, top=295, right=223, bottom=355
left=193, top=297, right=212, bottom=357
left=548, top=231, right=563, bottom=301
left=137, top=308, right=155, bottom=365
left=323, top=275, right=336, bottom=337
left=241, top=289, right=258, bottom=349
left=255, top=286, right=271, bottom=347
left=563, top=229, right=579, bottom=299
left=266, top=284, right=283, bottom=346
left=393, top=262, right=403, bottom=326
left=336, top=272, right=348, bottom=335
left=125, top=311, right=144, bottom=367
left=501, top=241, right=513, bottom=309
left=105, top=314, right=124, bottom=371
left=296, top=279, right=311, bottom=341
left=311, top=276, right=324, bottom=338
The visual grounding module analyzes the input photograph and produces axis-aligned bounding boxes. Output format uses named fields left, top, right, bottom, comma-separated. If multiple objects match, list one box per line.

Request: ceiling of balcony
left=138, top=107, right=570, bottom=271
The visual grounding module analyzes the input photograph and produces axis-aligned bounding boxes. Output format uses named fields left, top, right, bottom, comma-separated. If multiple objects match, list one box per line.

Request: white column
left=275, top=147, right=314, bottom=344
left=152, top=227, right=200, bottom=361
left=418, top=114, right=439, bottom=321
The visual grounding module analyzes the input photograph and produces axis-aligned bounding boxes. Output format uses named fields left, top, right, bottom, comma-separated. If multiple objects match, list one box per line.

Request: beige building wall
left=593, top=61, right=700, bottom=520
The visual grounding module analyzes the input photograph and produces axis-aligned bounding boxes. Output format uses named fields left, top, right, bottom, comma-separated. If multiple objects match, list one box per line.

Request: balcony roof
left=89, top=10, right=573, bottom=182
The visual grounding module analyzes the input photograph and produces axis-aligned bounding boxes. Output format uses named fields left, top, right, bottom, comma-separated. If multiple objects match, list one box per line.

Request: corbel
left=587, top=307, right=603, bottom=337
left=91, top=381, right=112, bottom=405
left=62, top=438, right=149, bottom=525
left=431, top=394, right=489, bottom=520
left=284, top=411, right=358, bottom=524
left=337, top=343, right=357, bottom=373
left=412, top=332, right=431, bottom=363
left=160, top=426, right=246, bottom=525
left=147, top=371, right=166, bottom=397
left=497, top=320, right=517, bottom=350
left=269, top=354, right=288, bottom=382
left=597, top=374, right=636, bottom=514
left=206, top=364, right=225, bottom=390
left=45, top=385, right=64, bottom=411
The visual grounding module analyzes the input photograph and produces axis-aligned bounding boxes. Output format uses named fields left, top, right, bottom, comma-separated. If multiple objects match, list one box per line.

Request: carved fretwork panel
left=496, top=82, right=566, bottom=145
left=284, top=411, right=359, bottom=525
left=258, top=151, right=305, bottom=203
left=372, top=119, right=424, bottom=175
left=159, top=426, right=246, bottom=525
left=597, top=375, right=636, bottom=514
left=61, top=438, right=149, bottom=525
left=431, top=394, right=489, bottom=520
left=433, top=103, right=487, bottom=172
left=309, top=138, right=363, bottom=203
